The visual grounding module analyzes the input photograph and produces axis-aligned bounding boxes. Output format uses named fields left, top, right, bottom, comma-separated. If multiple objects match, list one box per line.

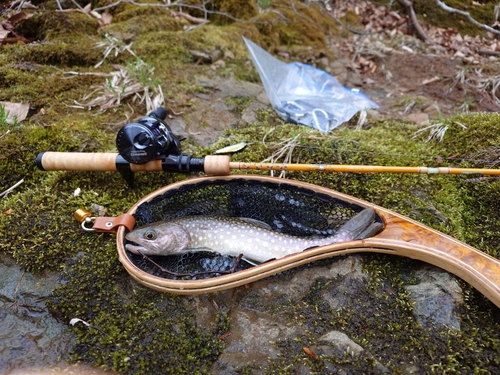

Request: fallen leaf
left=0, top=101, right=30, bottom=123
left=100, top=11, right=112, bottom=26
left=422, top=76, right=441, bottom=85
left=0, top=25, right=9, bottom=40
left=7, top=11, right=32, bottom=26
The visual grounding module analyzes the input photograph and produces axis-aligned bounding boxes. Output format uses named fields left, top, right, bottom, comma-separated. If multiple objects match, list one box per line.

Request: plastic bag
left=244, top=37, right=379, bottom=133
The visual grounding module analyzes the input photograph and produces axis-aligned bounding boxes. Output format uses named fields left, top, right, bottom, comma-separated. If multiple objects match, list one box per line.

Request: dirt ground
left=326, top=0, right=500, bottom=123
left=362, top=52, right=499, bottom=119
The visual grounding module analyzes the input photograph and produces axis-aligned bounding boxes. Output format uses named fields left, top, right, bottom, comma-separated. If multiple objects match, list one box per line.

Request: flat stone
left=406, top=112, right=429, bottom=125
left=318, top=330, right=364, bottom=357
left=404, top=267, right=463, bottom=330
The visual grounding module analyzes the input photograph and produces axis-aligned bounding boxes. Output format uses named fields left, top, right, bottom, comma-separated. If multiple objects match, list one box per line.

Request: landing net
left=125, top=178, right=378, bottom=280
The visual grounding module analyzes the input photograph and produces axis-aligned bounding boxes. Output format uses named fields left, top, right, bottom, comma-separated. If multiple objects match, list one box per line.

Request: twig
left=170, top=10, right=209, bottom=25
left=0, top=179, right=24, bottom=198
left=434, top=0, right=500, bottom=36
left=396, top=0, right=433, bottom=43
left=70, top=0, right=92, bottom=18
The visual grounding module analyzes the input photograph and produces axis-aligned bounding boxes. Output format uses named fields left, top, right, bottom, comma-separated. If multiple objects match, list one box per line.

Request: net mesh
left=125, top=178, right=381, bottom=280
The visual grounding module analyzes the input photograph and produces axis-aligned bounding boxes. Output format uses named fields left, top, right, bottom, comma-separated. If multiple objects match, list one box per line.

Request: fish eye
left=143, top=230, right=157, bottom=240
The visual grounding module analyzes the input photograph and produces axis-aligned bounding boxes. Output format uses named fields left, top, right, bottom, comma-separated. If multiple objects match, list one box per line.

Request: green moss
left=251, top=0, right=339, bottom=56
left=0, top=119, right=186, bottom=273
left=197, top=111, right=500, bottom=373
left=12, top=38, right=103, bottom=66
left=104, top=7, right=185, bottom=35
left=248, top=256, right=500, bottom=373
left=47, top=242, right=226, bottom=374
left=420, top=0, right=498, bottom=35
left=2, top=2, right=500, bottom=373
left=15, top=11, right=99, bottom=39
left=209, top=0, right=259, bottom=24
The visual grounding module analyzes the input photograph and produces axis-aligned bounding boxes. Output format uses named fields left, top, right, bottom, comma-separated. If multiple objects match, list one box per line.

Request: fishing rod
left=35, top=107, right=500, bottom=186
left=36, top=152, right=500, bottom=186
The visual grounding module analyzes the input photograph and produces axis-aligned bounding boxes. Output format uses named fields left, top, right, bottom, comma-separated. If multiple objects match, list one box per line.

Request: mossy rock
left=15, top=11, right=99, bottom=39
left=407, top=0, right=497, bottom=35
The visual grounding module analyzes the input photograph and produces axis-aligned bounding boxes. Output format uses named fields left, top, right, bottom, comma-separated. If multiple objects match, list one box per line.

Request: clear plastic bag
left=244, top=37, right=379, bottom=133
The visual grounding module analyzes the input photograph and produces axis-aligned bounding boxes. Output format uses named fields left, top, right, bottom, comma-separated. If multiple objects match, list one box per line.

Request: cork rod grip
left=203, top=155, right=231, bottom=176
left=37, top=152, right=120, bottom=171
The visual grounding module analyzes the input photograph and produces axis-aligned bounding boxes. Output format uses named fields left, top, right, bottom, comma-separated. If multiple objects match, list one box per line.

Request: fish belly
left=182, top=217, right=316, bottom=263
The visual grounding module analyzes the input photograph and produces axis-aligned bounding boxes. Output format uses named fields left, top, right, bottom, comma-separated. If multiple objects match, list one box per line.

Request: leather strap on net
left=93, top=214, right=136, bottom=233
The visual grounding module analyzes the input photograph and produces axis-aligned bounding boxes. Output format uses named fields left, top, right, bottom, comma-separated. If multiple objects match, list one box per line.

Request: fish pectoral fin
left=241, top=256, right=262, bottom=266
left=303, top=245, right=320, bottom=250
left=239, top=217, right=273, bottom=230
left=184, top=246, right=214, bottom=252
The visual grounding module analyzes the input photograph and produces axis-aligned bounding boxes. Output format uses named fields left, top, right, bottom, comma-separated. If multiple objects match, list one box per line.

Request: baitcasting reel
left=116, top=107, right=183, bottom=164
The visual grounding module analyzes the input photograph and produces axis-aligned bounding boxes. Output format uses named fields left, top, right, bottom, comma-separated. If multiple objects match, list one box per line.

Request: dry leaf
left=422, top=76, right=441, bottom=85
left=98, top=12, right=113, bottom=29
left=7, top=11, right=33, bottom=26
left=0, top=101, right=30, bottom=123
left=0, top=25, right=9, bottom=40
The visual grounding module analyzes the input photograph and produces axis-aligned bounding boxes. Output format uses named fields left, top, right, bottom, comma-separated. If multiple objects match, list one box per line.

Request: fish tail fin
left=338, top=207, right=382, bottom=240
left=354, top=221, right=384, bottom=240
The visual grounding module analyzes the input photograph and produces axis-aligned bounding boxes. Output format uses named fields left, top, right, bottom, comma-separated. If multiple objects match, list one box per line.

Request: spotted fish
left=125, top=207, right=382, bottom=263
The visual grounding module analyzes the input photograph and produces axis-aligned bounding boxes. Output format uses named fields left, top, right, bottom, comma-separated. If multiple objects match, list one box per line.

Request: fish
left=125, top=207, right=382, bottom=264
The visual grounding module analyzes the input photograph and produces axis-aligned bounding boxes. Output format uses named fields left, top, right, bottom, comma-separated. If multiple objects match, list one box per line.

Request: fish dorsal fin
left=239, top=217, right=273, bottom=230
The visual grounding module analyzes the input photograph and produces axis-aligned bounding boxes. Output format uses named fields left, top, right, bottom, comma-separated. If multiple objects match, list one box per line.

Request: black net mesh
left=125, top=178, right=382, bottom=280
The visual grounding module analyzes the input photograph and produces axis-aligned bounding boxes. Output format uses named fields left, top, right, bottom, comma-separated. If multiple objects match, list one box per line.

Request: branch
left=0, top=179, right=24, bottom=198
left=434, top=0, right=500, bottom=36
left=396, top=0, right=433, bottom=43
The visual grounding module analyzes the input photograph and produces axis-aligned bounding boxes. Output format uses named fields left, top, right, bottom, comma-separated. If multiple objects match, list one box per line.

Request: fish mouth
left=125, top=242, right=147, bottom=255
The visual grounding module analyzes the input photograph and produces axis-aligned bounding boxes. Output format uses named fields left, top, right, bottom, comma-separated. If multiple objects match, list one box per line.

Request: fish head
left=125, top=222, right=190, bottom=256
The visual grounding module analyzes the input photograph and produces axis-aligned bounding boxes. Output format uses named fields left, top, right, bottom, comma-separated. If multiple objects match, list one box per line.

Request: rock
left=367, top=109, right=382, bottom=122
left=0, top=257, right=74, bottom=373
left=224, top=50, right=235, bottom=60
left=329, top=60, right=348, bottom=78
left=404, top=266, right=463, bottom=330
left=406, top=112, right=429, bottom=125
left=318, top=330, right=364, bottom=357
left=316, top=331, right=391, bottom=373
left=210, top=49, right=223, bottom=62
left=424, top=206, right=450, bottom=225
left=212, top=60, right=226, bottom=69
left=423, top=103, right=441, bottom=116
left=320, top=256, right=368, bottom=310
left=240, top=101, right=268, bottom=125
left=211, top=309, right=306, bottom=374
left=190, top=50, right=212, bottom=64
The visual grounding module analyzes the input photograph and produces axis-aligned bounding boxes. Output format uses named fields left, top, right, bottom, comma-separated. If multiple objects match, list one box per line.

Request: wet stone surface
left=0, top=255, right=74, bottom=374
